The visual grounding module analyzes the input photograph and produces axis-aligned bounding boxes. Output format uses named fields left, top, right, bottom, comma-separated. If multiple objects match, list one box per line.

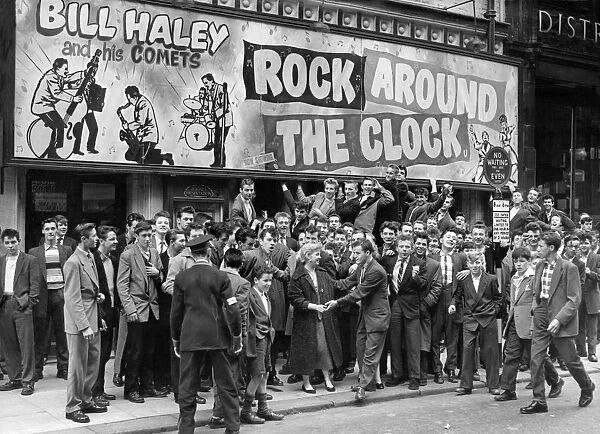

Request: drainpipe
left=484, top=0, right=497, bottom=54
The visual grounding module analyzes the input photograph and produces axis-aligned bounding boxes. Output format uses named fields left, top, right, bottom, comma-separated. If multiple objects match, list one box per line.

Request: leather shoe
left=240, top=412, right=265, bottom=424
left=579, top=382, right=595, bottom=407
left=332, top=371, right=345, bottom=382
left=525, top=382, right=533, bottom=389
left=326, top=385, right=336, bottom=392
left=309, top=373, right=324, bottom=385
left=287, top=374, right=302, bottom=384
left=518, top=363, right=529, bottom=372
left=354, top=386, right=366, bottom=403
left=408, top=379, right=420, bottom=390
left=384, top=377, right=406, bottom=387
left=447, top=370, right=458, bottom=383
left=489, top=388, right=501, bottom=395
left=472, top=371, right=481, bottom=382
left=113, top=374, right=124, bottom=387
left=57, top=371, right=68, bottom=380
left=558, top=360, right=568, bottom=371
left=520, top=401, right=548, bottom=414
left=344, top=366, right=355, bottom=374
left=82, top=404, right=108, bottom=413
left=21, top=382, right=34, bottom=396
left=301, top=385, right=316, bottom=394
left=548, top=378, right=564, bottom=399
left=0, top=380, right=22, bottom=391
left=141, top=388, right=168, bottom=398
left=589, top=354, right=598, bottom=363
left=494, top=390, right=517, bottom=401
left=127, top=392, right=145, bottom=403
left=257, top=409, right=284, bottom=421
left=93, top=396, right=110, bottom=407
left=455, top=387, right=472, bottom=395
left=267, top=375, right=284, bottom=387
left=102, top=392, right=116, bottom=400
left=66, top=410, right=90, bottom=423
left=434, top=373, right=444, bottom=384
left=198, top=385, right=212, bottom=393
left=196, top=395, right=207, bottom=404
left=419, top=378, right=427, bottom=387
left=209, top=416, right=226, bottom=429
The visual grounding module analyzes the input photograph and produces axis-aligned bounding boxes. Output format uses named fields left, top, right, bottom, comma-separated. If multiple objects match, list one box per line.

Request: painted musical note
left=21, top=79, right=27, bottom=93
left=16, top=145, right=24, bottom=154
left=168, top=120, right=175, bottom=127
left=101, top=126, right=106, bottom=136
left=16, top=106, right=22, bottom=115
left=108, top=145, right=115, bottom=154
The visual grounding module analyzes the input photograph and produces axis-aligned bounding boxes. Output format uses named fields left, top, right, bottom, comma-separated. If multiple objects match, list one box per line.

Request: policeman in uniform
left=170, top=235, right=242, bottom=434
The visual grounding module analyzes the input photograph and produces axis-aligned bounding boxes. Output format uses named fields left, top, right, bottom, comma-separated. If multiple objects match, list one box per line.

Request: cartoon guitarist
left=31, top=58, right=84, bottom=159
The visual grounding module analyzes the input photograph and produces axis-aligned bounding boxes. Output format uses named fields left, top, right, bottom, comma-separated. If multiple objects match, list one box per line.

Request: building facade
left=1, top=0, right=518, bottom=246
left=506, top=0, right=600, bottom=221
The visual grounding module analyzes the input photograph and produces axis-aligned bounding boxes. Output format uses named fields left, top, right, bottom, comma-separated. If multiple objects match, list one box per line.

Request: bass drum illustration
left=27, top=118, right=74, bottom=159
left=184, top=123, right=210, bottom=151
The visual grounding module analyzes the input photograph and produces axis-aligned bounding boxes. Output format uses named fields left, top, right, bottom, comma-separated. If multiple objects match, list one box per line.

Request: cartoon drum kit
left=179, top=90, right=216, bottom=151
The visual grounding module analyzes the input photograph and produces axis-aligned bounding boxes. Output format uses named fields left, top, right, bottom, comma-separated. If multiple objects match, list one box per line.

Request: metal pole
left=569, top=106, right=575, bottom=220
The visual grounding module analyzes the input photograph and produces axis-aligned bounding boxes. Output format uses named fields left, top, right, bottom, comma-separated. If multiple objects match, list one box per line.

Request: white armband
left=226, top=297, right=238, bottom=306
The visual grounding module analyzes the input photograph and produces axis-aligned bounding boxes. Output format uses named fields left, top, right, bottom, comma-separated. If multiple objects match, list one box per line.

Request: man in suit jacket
left=91, top=226, right=119, bottom=405
left=577, top=233, right=600, bottom=362
left=495, top=247, right=562, bottom=402
left=385, top=235, right=426, bottom=390
left=274, top=212, right=299, bottom=252
left=239, top=227, right=290, bottom=387
left=354, top=178, right=394, bottom=234
left=117, top=221, right=164, bottom=403
left=326, top=239, right=391, bottom=402
left=509, top=190, right=539, bottom=234
left=230, top=179, right=256, bottom=226
left=538, top=194, right=575, bottom=231
left=449, top=251, right=502, bottom=395
left=29, top=217, right=72, bottom=381
left=0, top=229, right=40, bottom=396
left=63, top=224, right=106, bottom=423
left=429, top=228, right=469, bottom=383
left=405, top=183, right=450, bottom=223
left=38, top=215, right=77, bottom=251
left=171, top=235, right=242, bottom=434
left=520, top=231, right=595, bottom=414
left=211, top=248, right=251, bottom=428
left=281, top=184, right=310, bottom=240
left=413, top=232, right=443, bottom=385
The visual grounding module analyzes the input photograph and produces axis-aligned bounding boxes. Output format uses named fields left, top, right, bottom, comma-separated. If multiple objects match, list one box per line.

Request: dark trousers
left=66, top=333, right=100, bottom=413
left=576, top=300, right=598, bottom=355
left=530, top=302, right=593, bottom=403
left=269, top=330, right=287, bottom=373
left=154, top=320, right=172, bottom=389
left=212, top=125, right=230, bottom=167
left=356, top=318, right=387, bottom=388
left=124, top=313, right=158, bottom=394
left=500, top=320, right=557, bottom=392
left=380, top=298, right=395, bottom=376
left=339, top=309, right=359, bottom=369
left=0, top=298, right=35, bottom=382
left=213, top=355, right=243, bottom=417
left=178, top=350, right=239, bottom=434
left=72, top=111, right=98, bottom=153
left=431, top=289, right=460, bottom=373
left=460, top=318, right=499, bottom=390
left=34, top=289, right=68, bottom=375
left=92, top=324, right=114, bottom=396
left=389, top=301, right=421, bottom=380
left=38, top=110, right=65, bottom=157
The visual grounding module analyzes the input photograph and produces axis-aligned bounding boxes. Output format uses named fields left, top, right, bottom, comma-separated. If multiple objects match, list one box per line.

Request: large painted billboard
left=14, top=0, right=518, bottom=184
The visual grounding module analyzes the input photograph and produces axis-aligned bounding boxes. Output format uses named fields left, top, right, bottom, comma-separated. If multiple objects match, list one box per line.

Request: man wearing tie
left=152, top=211, right=171, bottom=255
left=430, top=228, right=469, bottom=384
left=449, top=251, right=501, bottom=395
left=385, top=234, right=426, bottom=390
left=38, top=215, right=77, bottom=251
left=230, top=179, right=257, bottom=227
left=117, top=221, right=165, bottom=403
left=63, top=223, right=106, bottom=423
left=520, top=231, right=595, bottom=414
left=325, top=239, right=391, bottom=402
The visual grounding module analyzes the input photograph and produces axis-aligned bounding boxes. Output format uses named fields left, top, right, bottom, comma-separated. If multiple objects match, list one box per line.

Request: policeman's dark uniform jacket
left=170, top=235, right=242, bottom=434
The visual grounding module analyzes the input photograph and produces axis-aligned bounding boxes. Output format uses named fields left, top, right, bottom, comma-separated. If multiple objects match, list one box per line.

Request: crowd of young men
left=0, top=165, right=597, bottom=432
